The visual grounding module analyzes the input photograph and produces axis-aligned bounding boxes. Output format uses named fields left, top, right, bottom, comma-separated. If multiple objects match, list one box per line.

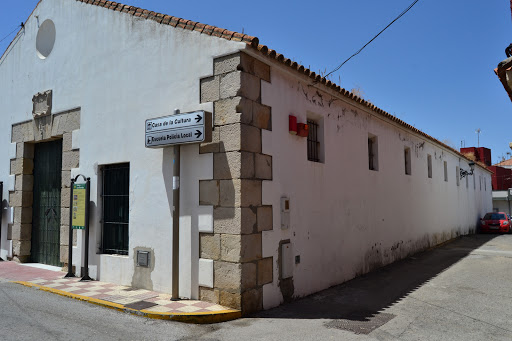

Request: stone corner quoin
left=198, top=51, right=273, bottom=314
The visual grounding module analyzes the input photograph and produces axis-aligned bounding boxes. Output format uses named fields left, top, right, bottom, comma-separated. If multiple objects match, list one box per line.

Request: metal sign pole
left=171, top=109, right=181, bottom=301
left=145, top=109, right=212, bottom=300
left=65, top=179, right=76, bottom=277
left=81, top=177, right=92, bottom=281
left=171, top=145, right=180, bottom=300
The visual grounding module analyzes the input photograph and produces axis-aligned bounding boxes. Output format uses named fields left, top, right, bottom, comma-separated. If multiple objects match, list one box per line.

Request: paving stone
left=124, top=300, right=158, bottom=310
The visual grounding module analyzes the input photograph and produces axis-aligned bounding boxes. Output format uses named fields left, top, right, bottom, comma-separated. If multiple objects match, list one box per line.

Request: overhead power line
left=323, top=0, right=420, bottom=80
left=0, top=24, right=23, bottom=44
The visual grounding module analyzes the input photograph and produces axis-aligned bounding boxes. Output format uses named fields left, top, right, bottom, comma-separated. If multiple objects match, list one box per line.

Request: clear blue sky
left=2, top=0, right=511, bottom=163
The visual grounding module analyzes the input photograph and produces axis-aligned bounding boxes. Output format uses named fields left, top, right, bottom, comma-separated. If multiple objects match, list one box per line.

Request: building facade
left=460, top=147, right=512, bottom=215
left=0, top=0, right=492, bottom=314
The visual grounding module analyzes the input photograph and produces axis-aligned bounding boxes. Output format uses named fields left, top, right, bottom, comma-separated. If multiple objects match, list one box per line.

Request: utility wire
left=323, top=0, right=420, bottom=80
left=0, top=24, right=23, bottom=44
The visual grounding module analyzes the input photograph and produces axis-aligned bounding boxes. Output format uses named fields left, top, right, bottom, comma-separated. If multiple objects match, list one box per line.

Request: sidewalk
left=0, top=261, right=240, bottom=324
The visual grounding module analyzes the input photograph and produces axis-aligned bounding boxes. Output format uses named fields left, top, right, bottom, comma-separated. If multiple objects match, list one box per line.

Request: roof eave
left=496, top=56, right=512, bottom=102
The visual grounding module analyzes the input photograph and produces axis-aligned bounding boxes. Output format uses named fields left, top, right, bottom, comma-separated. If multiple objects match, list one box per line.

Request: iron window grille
left=368, top=136, right=378, bottom=171
left=427, top=154, right=432, bottom=178
left=307, top=120, right=320, bottom=162
left=404, top=147, right=411, bottom=175
left=444, top=161, right=448, bottom=182
left=101, top=163, right=130, bottom=255
left=368, top=138, right=374, bottom=170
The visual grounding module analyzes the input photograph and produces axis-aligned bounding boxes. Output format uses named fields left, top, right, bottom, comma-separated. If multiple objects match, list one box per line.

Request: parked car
left=480, top=212, right=511, bottom=233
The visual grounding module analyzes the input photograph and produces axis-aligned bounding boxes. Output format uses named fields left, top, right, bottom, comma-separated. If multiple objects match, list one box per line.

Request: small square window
left=404, top=147, right=411, bottom=175
left=368, top=134, right=378, bottom=171
left=427, top=154, right=432, bottom=178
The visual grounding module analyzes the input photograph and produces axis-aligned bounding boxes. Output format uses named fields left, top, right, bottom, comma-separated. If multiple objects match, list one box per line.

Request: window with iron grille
left=102, top=163, right=130, bottom=255
left=404, top=147, right=411, bottom=175
left=307, top=120, right=320, bottom=162
left=444, top=161, right=448, bottom=182
left=427, top=154, right=432, bottom=178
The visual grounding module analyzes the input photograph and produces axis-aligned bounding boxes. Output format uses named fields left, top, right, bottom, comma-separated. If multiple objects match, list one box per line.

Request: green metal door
left=31, top=140, right=62, bottom=266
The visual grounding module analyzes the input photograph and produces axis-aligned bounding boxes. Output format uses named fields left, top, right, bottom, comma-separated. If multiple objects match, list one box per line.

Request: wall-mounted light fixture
left=289, top=115, right=308, bottom=138
left=460, top=161, right=476, bottom=179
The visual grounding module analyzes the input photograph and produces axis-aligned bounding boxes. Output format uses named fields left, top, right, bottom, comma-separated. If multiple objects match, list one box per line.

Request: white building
left=492, top=190, right=512, bottom=215
left=0, top=0, right=492, bottom=314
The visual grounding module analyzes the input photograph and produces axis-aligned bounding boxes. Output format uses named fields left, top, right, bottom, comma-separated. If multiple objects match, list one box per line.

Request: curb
left=13, top=281, right=241, bottom=324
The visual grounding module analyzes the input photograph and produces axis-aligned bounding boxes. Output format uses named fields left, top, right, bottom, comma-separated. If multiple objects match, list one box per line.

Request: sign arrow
left=195, top=130, right=202, bottom=138
left=195, top=114, right=202, bottom=123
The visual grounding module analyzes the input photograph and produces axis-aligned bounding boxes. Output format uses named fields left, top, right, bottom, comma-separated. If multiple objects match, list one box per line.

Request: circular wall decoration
left=36, top=19, right=56, bottom=59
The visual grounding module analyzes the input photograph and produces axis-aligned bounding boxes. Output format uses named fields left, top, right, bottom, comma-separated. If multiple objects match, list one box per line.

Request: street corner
left=12, top=280, right=241, bottom=324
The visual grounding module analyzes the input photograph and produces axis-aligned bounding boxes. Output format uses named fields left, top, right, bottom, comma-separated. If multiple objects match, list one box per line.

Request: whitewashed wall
left=259, top=65, right=493, bottom=309
left=0, top=0, right=244, bottom=297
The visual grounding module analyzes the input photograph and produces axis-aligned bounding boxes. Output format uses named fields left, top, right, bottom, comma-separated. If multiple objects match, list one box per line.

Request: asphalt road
left=1, top=234, right=512, bottom=340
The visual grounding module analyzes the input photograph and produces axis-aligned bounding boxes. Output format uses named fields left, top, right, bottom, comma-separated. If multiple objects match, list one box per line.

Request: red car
left=480, top=212, right=511, bottom=233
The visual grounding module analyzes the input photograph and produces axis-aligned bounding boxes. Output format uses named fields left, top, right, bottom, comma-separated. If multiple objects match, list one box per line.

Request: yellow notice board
left=72, top=183, right=86, bottom=230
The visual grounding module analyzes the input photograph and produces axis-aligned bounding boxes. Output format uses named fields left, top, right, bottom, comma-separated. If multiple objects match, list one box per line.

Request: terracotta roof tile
left=212, top=27, right=225, bottom=38
left=231, top=32, right=244, bottom=42
left=221, top=30, right=235, bottom=40
left=194, top=22, right=206, bottom=33
left=7, top=1, right=476, bottom=169
left=162, top=15, right=171, bottom=25
left=186, top=20, right=197, bottom=31
left=494, top=158, right=512, bottom=166
left=202, top=24, right=214, bottom=35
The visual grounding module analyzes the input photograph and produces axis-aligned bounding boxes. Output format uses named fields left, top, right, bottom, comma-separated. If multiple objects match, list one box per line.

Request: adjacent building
left=460, top=147, right=512, bottom=215
left=495, top=0, right=512, bottom=100
left=0, top=0, right=492, bottom=314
